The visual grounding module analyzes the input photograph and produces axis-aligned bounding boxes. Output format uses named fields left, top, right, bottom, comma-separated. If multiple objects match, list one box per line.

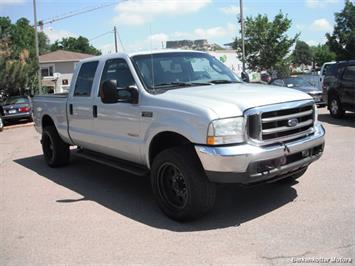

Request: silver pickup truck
left=33, top=50, right=325, bottom=221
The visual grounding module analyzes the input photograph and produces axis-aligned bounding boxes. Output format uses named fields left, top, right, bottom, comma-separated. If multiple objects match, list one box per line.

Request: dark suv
left=323, top=60, right=355, bottom=118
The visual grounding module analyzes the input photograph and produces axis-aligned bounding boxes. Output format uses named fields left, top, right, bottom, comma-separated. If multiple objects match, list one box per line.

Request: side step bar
left=74, top=149, right=149, bottom=176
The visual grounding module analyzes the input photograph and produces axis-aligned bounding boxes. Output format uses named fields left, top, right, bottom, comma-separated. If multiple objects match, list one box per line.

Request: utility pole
left=33, top=0, right=41, bottom=95
left=114, top=26, right=118, bottom=53
left=240, top=0, right=246, bottom=72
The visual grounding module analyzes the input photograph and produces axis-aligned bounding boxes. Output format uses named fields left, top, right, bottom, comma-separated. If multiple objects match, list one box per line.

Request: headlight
left=207, top=117, right=245, bottom=145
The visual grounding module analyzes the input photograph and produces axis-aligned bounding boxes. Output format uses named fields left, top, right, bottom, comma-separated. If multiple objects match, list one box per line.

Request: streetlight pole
left=33, top=0, right=41, bottom=94
left=240, top=0, right=246, bottom=73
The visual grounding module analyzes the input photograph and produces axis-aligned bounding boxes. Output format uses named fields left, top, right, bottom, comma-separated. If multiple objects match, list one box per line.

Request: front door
left=341, top=65, right=355, bottom=109
left=91, top=58, right=142, bottom=164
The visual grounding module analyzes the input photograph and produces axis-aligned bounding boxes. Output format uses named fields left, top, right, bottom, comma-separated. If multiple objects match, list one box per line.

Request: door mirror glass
left=117, top=86, right=139, bottom=104
left=100, top=80, right=118, bottom=104
left=241, top=72, right=249, bottom=83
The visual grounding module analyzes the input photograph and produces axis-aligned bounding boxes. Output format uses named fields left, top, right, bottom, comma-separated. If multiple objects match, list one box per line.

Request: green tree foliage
left=51, top=36, right=101, bottom=55
left=326, top=0, right=355, bottom=60
left=292, top=40, right=313, bottom=65
left=310, top=44, right=336, bottom=66
left=233, top=12, right=298, bottom=72
left=0, top=17, right=49, bottom=96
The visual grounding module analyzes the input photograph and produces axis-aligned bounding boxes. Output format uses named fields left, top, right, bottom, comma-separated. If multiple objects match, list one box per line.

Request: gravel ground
left=1, top=108, right=354, bottom=265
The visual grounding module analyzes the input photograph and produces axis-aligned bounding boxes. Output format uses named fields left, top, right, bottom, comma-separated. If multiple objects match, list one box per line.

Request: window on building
left=41, top=65, right=54, bottom=77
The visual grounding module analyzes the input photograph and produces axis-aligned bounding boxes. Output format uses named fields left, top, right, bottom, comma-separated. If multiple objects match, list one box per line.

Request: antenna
left=149, top=24, right=155, bottom=90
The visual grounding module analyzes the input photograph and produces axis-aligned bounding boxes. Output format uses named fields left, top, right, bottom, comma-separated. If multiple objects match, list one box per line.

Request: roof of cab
left=79, top=49, right=207, bottom=63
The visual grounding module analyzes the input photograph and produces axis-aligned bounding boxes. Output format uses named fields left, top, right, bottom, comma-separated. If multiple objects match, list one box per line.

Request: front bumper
left=195, top=122, right=325, bottom=184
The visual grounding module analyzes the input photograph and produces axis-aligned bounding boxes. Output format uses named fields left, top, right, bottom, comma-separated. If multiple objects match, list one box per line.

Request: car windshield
left=131, top=52, right=241, bottom=90
left=284, top=77, right=311, bottom=87
left=3, top=97, right=29, bottom=105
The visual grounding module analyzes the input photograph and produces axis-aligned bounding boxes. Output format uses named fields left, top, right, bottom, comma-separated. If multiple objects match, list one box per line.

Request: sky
left=0, top=0, right=347, bottom=54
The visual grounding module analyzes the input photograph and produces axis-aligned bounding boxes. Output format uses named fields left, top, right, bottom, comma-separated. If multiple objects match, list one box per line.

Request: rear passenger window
left=74, top=61, right=99, bottom=97
left=342, top=66, right=355, bottom=82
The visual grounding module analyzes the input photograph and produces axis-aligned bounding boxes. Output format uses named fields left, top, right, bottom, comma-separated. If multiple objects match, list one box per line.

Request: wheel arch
left=148, top=131, right=192, bottom=167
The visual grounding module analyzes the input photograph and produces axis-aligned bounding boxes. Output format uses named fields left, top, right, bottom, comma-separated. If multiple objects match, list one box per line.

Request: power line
left=89, top=30, right=113, bottom=41
left=39, top=1, right=127, bottom=26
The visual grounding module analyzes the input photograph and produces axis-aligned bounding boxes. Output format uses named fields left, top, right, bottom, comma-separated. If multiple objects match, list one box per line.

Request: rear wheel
left=329, top=95, right=345, bottom=118
left=151, top=146, right=216, bottom=221
left=42, top=126, right=70, bottom=167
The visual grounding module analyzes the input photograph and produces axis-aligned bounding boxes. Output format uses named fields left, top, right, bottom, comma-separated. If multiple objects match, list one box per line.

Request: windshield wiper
left=152, top=81, right=212, bottom=89
left=208, top=80, right=240, bottom=84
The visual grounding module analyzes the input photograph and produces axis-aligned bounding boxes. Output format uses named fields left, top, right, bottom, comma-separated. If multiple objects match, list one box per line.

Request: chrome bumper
left=195, top=123, right=325, bottom=184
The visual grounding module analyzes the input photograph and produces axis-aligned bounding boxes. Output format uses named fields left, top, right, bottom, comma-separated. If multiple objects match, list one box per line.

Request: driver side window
left=100, top=59, right=135, bottom=92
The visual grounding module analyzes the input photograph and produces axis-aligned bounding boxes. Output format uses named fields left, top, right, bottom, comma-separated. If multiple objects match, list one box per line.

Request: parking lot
left=1, top=108, right=354, bottom=265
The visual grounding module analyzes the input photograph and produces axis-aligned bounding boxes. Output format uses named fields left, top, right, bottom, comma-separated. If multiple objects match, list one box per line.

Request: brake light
left=18, top=107, right=30, bottom=112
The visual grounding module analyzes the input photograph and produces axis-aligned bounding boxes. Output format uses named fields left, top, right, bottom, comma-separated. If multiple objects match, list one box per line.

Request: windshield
left=284, top=77, right=311, bottom=87
left=131, top=52, right=241, bottom=90
left=3, top=97, right=29, bottom=105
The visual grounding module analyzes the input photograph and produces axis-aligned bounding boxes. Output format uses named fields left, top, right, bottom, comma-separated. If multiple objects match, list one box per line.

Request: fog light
left=302, top=150, right=310, bottom=157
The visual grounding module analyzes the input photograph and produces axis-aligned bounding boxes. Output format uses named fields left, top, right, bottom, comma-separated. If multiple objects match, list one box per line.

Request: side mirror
left=100, top=80, right=118, bottom=104
left=117, top=86, right=139, bottom=104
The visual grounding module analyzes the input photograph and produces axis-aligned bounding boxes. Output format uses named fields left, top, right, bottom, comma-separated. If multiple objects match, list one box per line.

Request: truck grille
left=246, top=101, right=315, bottom=145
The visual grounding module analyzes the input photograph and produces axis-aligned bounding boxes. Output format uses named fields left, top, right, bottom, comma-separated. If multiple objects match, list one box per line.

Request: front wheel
left=151, top=146, right=216, bottom=221
left=42, top=126, right=70, bottom=167
left=329, top=96, right=345, bottom=118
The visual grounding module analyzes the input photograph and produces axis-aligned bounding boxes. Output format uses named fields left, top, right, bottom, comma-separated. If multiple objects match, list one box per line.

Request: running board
left=74, top=149, right=149, bottom=176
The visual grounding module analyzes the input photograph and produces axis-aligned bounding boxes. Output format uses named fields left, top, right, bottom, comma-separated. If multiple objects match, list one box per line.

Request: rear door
left=340, top=64, right=355, bottom=109
left=67, top=61, right=99, bottom=148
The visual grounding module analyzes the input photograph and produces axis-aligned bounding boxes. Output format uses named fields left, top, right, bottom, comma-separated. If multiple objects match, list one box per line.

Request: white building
left=39, top=50, right=94, bottom=93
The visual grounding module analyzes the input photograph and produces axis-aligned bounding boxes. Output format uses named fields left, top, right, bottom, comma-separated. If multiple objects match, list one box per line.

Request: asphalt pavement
left=1, top=108, right=354, bottom=265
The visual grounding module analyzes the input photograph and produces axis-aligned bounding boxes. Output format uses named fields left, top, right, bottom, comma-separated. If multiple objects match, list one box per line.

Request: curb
left=3, top=122, right=34, bottom=131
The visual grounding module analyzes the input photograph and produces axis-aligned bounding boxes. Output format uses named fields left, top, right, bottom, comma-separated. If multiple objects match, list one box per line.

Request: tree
left=326, top=0, right=355, bottom=60
left=233, top=11, right=298, bottom=72
left=51, top=36, right=101, bottom=55
left=292, top=40, right=312, bottom=66
left=0, top=17, right=49, bottom=96
left=310, top=44, right=336, bottom=66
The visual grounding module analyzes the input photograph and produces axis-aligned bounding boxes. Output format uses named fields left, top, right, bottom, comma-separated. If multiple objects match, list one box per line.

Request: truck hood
left=155, top=83, right=313, bottom=118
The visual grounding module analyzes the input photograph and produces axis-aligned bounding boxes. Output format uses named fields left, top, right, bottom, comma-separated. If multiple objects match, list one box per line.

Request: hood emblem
left=287, top=118, right=299, bottom=127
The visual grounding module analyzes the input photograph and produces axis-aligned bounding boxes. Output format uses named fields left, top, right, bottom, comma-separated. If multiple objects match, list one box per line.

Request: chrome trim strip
left=262, top=119, right=313, bottom=135
left=261, top=109, right=313, bottom=123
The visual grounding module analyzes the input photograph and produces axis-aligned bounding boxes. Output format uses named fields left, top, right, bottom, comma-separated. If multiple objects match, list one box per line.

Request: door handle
left=93, top=105, right=98, bottom=118
left=69, top=104, right=73, bottom=115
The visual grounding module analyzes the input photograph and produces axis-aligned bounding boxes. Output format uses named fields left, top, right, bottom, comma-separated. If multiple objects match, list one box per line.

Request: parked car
left=33, top=50, right=325, bottom=221
left=270, top=77, right=326, bottom=106
left=260, top=72, right=272, bottom=84
left=0, top=96, right=33, bottom=124
left=323, top=60, right=355, bottom=118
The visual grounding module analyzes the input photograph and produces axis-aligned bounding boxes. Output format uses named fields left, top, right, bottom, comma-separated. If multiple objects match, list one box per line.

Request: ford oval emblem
left=287, top=118, right=299, bottom=127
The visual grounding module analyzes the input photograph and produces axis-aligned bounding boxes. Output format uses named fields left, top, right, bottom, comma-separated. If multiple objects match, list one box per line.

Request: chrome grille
left=246, top=101, right=315, bottom=145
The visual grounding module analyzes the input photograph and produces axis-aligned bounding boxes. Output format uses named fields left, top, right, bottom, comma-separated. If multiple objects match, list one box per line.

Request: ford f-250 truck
left=33, top=50, right=325, bottom=221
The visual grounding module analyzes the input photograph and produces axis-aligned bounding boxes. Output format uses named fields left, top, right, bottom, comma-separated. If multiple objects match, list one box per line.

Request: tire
left=329, top=95, right=345, bottom=118
left=278, top=167, right=308, bottom=184
left=151, top=146, right=216, bottom=221
left=41, top=126, right=70, bottom=167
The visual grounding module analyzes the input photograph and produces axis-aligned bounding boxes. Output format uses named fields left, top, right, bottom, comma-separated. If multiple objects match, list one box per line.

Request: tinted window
left=342, top=65, right=355, bottom=82
left=100, top=59, right=135, bottom=90
left=74, top=61, right=99, bottom=97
